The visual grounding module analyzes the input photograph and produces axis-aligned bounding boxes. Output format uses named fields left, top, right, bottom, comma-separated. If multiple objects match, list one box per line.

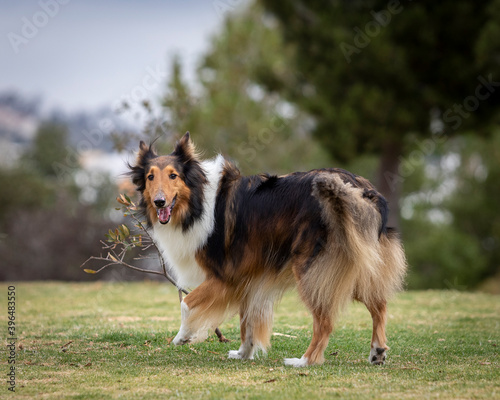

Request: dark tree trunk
left=377, top=141, right=403, bottom=231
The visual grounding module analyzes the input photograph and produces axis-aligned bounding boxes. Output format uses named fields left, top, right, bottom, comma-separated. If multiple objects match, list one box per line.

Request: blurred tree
left=0, top=167, right=55, bottom=224
left=398, top=143, right=488, bottom=289
left=446, top=131, right=500, bottom=283
left=155, top=4, right=332, bottom=175
left=398, top=130, right=500, bottom=289
left=404, top=221, right=487, bottom=289
left=0, top=117, right=118, bottom=281
left=25, top=121, right=69, bottom=178
left=258, top=0, right=500, bottom=227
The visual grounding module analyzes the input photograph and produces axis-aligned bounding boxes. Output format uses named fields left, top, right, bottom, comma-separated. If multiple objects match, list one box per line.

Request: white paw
left=284, top=356, right=308, bottom=367
left=172, top=333, right=190, bottom=346
left=228, top=349, right=254, bottom=360
left=228, top=350, right=242, bottom=359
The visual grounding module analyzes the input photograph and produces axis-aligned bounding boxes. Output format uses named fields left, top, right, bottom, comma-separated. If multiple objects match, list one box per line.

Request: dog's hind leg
left=358, top=229, right=406, bottom=365
left=364, top=299, right=389, bottom=365
left=228, top=302, right=255, bottom=359
left=284, top=264, right=336, bottom=367
left=285, top=252, right=357, bottom=367
left=173, top=278, right=234, bottom=346
left=284, top=306, right=333, bottom=367
left=228, top=293, right=274, bottom=360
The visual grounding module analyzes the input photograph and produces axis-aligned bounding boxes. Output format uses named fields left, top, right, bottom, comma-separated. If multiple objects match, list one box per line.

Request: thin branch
left=81, top=256, right=165, bottom=277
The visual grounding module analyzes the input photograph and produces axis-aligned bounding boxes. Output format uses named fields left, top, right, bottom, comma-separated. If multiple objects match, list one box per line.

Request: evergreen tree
left=259, top=0, right=500, bottom=227
left=158, top=4, right=332, bottom=175
left=27, top=121, right=69, bottom=178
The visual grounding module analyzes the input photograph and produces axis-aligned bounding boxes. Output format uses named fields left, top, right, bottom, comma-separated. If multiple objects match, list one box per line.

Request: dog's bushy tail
left=303, top=174, right=407, bottom=321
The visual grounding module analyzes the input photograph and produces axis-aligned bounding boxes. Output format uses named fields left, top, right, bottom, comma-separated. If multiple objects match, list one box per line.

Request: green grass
left=1, top=282, right=499, bottom=399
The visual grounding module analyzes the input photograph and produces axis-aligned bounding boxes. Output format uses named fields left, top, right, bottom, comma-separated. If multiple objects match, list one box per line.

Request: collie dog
left=130, top=132, right=406, bottom=366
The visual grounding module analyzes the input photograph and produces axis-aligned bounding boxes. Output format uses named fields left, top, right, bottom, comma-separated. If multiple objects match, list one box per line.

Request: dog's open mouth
left=157, top=196, right=177, bottom=224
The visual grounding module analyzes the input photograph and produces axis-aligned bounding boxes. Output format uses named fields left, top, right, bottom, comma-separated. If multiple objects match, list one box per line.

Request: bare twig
left=81, top=256, right=166, bottom=277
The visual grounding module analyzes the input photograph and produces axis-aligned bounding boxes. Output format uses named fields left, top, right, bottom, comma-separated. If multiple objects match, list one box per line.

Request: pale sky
left=1, top=0, right=245, bottom=114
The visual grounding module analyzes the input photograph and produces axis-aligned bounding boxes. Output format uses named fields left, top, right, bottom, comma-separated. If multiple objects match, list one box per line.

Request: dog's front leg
left=173, top=299, right=201, bottom=345
left=173, top=278, right=231, bottom=346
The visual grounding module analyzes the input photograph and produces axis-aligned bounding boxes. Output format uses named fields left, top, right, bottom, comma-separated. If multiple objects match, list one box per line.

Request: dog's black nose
left=154, top=199, right=165, bottom=208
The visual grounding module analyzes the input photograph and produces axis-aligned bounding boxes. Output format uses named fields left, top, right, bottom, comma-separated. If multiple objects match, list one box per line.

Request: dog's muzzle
left=155, top=195, right=176, bottom=224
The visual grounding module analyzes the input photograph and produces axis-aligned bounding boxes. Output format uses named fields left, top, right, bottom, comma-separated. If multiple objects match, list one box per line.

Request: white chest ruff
left=154, top=228, right=207, bottom=290
left=151, top=155, right=224, bottom=290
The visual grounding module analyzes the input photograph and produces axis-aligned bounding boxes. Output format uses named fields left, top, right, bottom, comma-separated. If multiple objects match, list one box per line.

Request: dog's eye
left=147, top=174, right=154, bottom=181
left=169, top=174, right=177, bottom=180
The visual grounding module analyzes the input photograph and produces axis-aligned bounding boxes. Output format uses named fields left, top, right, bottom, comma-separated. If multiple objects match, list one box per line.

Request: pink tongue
left=158, top=207, right=171, bottom=223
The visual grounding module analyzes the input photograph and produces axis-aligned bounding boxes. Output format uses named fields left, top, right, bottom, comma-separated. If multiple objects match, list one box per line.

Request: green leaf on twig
left=116, top=194, right=131, bottom=206
left=120, top=224, right=130, bottom=238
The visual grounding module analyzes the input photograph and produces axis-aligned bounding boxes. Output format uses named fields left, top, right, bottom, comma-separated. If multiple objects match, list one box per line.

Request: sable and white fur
left=129, top=132, right=407, bottom=366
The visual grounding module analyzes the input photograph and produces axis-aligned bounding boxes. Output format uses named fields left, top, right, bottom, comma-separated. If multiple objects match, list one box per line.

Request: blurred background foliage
left=1, top=0, right=499, bottom=292
left=0, top=121, right=116, bottom=280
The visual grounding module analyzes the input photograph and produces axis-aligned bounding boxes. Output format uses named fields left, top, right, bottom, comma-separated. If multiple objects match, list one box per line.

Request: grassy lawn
left=1, top=281, right=499, bottom=399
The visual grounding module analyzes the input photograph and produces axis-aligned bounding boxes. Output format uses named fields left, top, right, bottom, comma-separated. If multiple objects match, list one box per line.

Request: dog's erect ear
left=173, top=132, right=197, bottom=163
left=137, top=141, right=157, bottom=165
left=128, top=141, right=158, bottom=191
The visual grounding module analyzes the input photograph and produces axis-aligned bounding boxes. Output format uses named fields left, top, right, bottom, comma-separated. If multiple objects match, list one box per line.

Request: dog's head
left=129, top=132, right=207, bottom=229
